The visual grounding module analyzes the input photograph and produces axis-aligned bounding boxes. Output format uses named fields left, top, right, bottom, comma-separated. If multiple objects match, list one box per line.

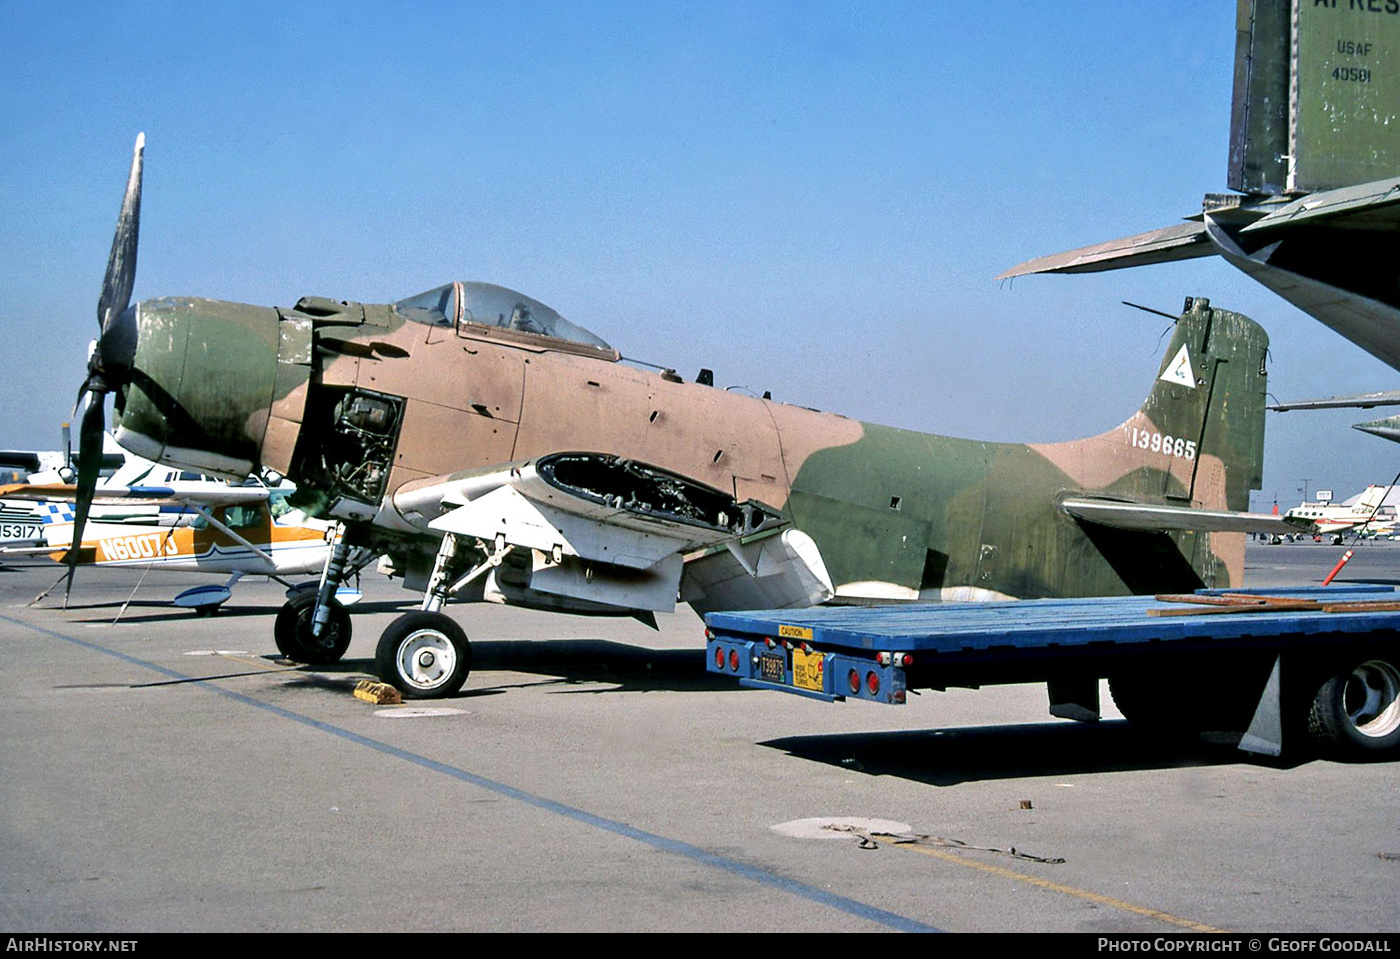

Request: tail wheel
left=274, top=596, right=352, bottom=665
left=1308, top=657, right=1400, bottom=758
left=375, top=611, right=471, bottom=699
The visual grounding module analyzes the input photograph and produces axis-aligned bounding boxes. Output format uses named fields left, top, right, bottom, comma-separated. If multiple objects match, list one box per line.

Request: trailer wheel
left=274, top=595, right=352, bottom=665
left=375, top=611, right=471, bottom=699
left=1307, top=657, right=1400, bottom=757
left=1109, top=669, right=1257, bottom=735
left=1107, top=674, right=1179, bottom=732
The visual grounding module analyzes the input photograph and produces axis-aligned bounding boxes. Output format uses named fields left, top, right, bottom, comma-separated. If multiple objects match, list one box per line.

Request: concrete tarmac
left=0, top=542, right=1397, bottom=933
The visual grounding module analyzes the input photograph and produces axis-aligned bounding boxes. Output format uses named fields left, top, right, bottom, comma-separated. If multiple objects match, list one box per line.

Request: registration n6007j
left=97, top=533, right=178, bottom=562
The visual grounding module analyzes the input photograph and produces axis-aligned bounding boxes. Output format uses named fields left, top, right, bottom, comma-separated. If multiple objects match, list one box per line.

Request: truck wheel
left=274, top=596, right=352, bottom=665
left=375, top=611, right=471, bottom=699
left=1307, top=657, right=1400, bottom=757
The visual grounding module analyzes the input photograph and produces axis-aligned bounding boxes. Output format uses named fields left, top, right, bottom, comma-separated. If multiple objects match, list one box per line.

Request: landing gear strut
left=373, top=532, right=509, bottom=698
left=273, top=526, right=374, bottom=665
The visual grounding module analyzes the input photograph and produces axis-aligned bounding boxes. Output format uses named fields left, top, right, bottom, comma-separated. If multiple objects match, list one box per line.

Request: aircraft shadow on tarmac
left=49, top=597, right=415, bottom=625
left=272, top=640, right=733, bottom=697
left=760, top=722, right=1307, bottom=786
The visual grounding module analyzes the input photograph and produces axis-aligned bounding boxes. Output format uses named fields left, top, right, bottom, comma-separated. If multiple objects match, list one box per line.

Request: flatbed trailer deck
left=704, top=586, right=1400, bottom=759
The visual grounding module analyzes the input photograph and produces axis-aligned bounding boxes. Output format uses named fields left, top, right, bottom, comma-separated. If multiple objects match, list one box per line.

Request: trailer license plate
left=759, top=651, right=786, bottom=683
left=792, top=648, right=824, bottom=693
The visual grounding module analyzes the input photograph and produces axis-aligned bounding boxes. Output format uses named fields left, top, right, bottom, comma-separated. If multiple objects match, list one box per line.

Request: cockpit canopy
left=394, top=281, right=611, bottom=350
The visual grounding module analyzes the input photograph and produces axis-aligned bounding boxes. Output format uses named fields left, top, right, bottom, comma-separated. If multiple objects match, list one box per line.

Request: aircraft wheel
left=1307, top=655, right=1400, bottom=758
left=274, top=596, right=353, bottom=665
left=375, top=611, right=471, bottom=699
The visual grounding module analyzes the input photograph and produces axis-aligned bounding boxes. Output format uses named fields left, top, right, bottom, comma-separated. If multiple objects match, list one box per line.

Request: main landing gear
left=276, top=529, right=507, bottom=700
left=372, top=532, right=510, bottom=699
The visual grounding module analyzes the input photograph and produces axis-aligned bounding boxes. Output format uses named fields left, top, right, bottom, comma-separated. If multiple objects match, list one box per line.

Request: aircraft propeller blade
left=96, top=133, right=143, bottom=337
left=63, top=391, right=106, bottom=602
left=66, top=133, right=146, bottom=603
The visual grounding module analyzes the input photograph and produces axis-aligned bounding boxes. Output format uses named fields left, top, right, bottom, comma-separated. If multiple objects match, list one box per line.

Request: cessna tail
left=1001, top=0, right=1400, bottom=386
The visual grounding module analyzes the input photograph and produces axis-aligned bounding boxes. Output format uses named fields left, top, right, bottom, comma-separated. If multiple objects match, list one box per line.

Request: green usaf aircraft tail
left=785, top=296, right=1269, bottom=603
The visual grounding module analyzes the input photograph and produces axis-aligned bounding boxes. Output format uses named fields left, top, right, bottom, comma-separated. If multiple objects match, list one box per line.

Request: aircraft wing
left=1060, top=498, right=1307, bottom=535
left=0, top=482, right=269, bottom=508
left=392, top=453, right=797, bottom=613
left=998, top=221, right=1212, bottom=279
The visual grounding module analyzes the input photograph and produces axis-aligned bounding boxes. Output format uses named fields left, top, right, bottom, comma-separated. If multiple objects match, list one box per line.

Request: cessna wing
left=391, top=452, right=831, bottom=615
left=0, top=481, right=271, bottom=508
left=1060, top=497, right=1309, bottom=536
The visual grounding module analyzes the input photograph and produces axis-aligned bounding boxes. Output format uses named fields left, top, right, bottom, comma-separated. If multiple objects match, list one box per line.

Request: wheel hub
left=397, top=629, right=457, bottom=690
left=1344, top=660, right=1400, bottom=738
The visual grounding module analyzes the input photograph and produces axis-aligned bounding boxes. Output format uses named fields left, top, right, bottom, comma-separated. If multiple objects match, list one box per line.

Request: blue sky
left=2, top=1, right=1395, bottom=509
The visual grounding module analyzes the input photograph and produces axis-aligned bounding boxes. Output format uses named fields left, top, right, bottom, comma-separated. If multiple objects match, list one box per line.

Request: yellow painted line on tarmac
left=898, top=843, right=1228, bottom=933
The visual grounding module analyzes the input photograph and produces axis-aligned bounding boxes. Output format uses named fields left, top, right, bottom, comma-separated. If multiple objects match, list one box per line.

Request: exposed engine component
left=294, top=387, right=404, bottom=514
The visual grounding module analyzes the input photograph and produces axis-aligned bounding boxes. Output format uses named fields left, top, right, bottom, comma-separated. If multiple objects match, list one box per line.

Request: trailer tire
left=1306, top=656, right=1400, bottom=758
left=1109, top=669, right=1257, bottom=736
left=375, top=611, right=471, bottom=699
left=1107, top=673, right=1183, bottom=732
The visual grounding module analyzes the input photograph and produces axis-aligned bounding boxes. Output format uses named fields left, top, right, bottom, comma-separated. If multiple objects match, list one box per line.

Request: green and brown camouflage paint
left=108, top=289, right=1266, bottom=606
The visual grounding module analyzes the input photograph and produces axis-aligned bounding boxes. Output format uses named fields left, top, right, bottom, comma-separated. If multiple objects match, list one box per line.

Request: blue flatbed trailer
left=703, top=586, right=1400, bottom=759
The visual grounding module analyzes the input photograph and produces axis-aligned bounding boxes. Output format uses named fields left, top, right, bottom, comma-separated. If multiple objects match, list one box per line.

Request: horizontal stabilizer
left=1242, top=177, right=1400, bottom=235
left=1269, top=391, right=1400, bottom=412
left=1061, top=497, right=1305, bottom=535
left=998, top=221, right=1211, bottom=279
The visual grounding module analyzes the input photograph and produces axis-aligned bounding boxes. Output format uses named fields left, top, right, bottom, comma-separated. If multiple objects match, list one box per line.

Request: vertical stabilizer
left=1229, top=0, right=1292, bottom=193
left=1231, top=0, right=1400, bottom=194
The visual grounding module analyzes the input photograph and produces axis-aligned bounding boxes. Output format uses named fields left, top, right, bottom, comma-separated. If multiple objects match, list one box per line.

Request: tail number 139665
left=1131, top=428, right=1196, bottom=460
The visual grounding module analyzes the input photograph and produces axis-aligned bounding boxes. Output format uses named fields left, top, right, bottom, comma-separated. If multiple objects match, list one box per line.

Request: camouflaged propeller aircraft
left=70, top=133, right=1303, bottom=698
left=1002, top=0, right=1400, bottom=440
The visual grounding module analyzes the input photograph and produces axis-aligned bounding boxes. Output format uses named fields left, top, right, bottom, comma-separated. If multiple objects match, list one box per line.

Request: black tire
left=1307, top=657, right=1400, bottom=758
left=1108, top=673, right=1180, bottom=732
left=273, top=596, right=352, bottom=665
left=1109, top=666, right=1260, bottom=736
left=375, top=611, right=471, bottom=699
